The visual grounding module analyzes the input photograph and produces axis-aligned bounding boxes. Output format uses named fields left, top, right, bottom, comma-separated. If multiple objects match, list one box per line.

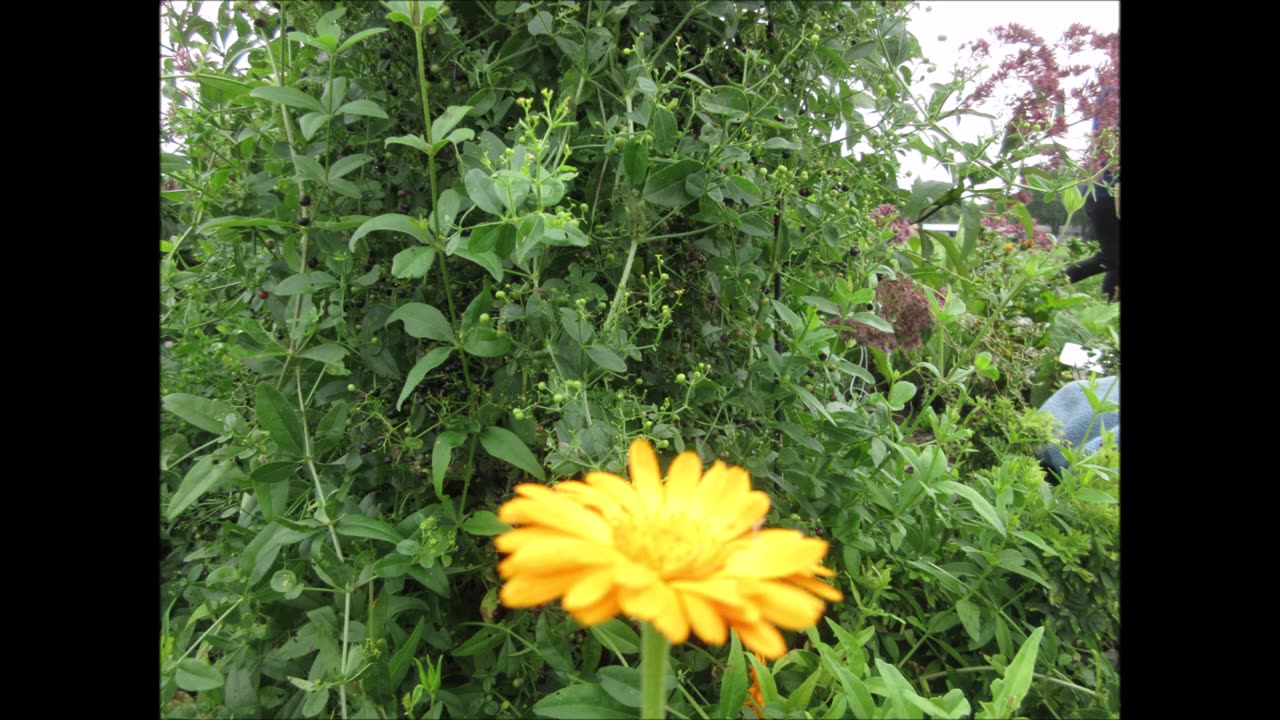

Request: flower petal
left=629, top=438, right=665, bottom=515
left=584, top=471, right=641, bottom=514
left=734, top=621, right=787, bottom=660
left=494, top=526, right=577, bottom=554
left=741, top=579, right=826, bottom=630
left=680, top=589, right=727, bottom=646
left=663, top=451, right=703, bottom=516
left=563, top=566, right=617, bottom=610
left=498, top=537, right=617, bottom=578
left=724, top=531, right=829, bottom=578
left=568, top=590, right=621, bottom=626
left=498, top=492, right=614, bottom=544
left=500, top=568, right=584, bottom=607
left=784, top=574, right=844, bottom=602
left=650, top=583, right=690, bottom=645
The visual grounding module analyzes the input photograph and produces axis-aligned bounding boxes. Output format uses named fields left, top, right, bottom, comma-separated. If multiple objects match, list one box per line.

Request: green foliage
left=161, top=1, right=1118, bottom=718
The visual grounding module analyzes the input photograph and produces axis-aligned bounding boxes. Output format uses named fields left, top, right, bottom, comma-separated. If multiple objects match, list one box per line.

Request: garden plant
left=160, top=1, right=1119, bottom=718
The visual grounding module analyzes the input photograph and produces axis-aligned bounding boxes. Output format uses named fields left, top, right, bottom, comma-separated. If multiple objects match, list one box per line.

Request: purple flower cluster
left=829, top=277, right=936, bottom=352
left=870, top=204, right=918, bottom=245
left=980, top=215, right=1052, bottom=251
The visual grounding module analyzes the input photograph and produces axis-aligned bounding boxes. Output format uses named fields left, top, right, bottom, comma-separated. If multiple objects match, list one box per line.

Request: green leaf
left=432, top=430, right=468, bottom=499
left=397, top=347, right=451, bottom=410
left=1062, top=185, right=1085, bottom=215
left=586, top=345, right=627, bottom=373
left=819, top=647, right=875, bottom=718
left=167, top=456, right=237, bottom=521
left=622, top=139, right=649, bottom=186
left=391, top=246, right=437, bottom=279
left=1075, top=487, right=1118, bottom=504
left=532, top=683, right=634, bottom=719
left=198, top=216, right=289, bottom=233
left=717, top=630, right=749, bottom=720
left=337, top=26, right=389, bottom=54
left=635, top=76, right=657, bottom=96
left=461, top=510, right=512, bottom=536
left=270, top=569, right=302, bottom=598
left=589, top=619, right=640, bottom=656
left=350, top=213, right=429, bottom=249
left=937, top=480, right=1006, bottom=536
left=386, top=134, right=432, bottom=154
left=596, top=665, right=643, bottom=707
left=848, top=310, right=893, bottom=334
left=465, top=168, right=504, bottom=216
left=162, top=393, right=238, bottom=435
left=336, top=99, right=388, bottom=118
left=250, top=86, right=326, bottom=114
left=328, top=153, right=373, bottom=182
left=256, top=382, right=307, bottom=457
left=651, top=106, right=676, bottom=154
left=293, top=154, right=327, bottom=184
left=643, top=159, right=701, bottom=208
left=453, top=626, right=505, bottom=656
left=388, top=619, right=425, bottom=689
left=762, top=136, right=802, bottom=151
left=386, top=303, right=454, bottom=342
left=725, top=175, right=762, bottom=205
left=977, top=627, right=1044, bottom=719
left=904, top=179, right=956, bottom=220
left=336, top=514, right=404, bottom=544
left=430, top=105, right=473, bottom=143
left=299, top=112, right=334, bottom=140
left=700, top=86, right=749, bottom=121
left=527, top=10, right=553, bottom=36
left=888, top=380, right=917, bottom=410
left=176, top=658, right=225, bottom=692
left=463, top=327, right=513, bottom=357
left=251, top=462, right=295, bottom=522
left=956, top=598, right=982, bottom=642
left=298, top=343, right=347, bottom=372
left=479, top=426, right=545, bottom=480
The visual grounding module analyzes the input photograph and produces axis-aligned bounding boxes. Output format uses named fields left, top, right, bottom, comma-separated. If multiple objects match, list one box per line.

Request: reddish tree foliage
left=960, top=22, right=1119, bottom=174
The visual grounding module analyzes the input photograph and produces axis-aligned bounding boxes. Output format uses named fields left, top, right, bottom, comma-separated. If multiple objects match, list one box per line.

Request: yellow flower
left=495, top=438, right=842, bottom=660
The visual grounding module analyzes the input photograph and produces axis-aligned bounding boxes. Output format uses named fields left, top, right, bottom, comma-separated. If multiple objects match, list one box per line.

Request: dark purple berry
left=299, top=195, right=311, bottom=207
left=308, top=257, right=319, bottom=268
left=299, top=217, right=311, bottom=227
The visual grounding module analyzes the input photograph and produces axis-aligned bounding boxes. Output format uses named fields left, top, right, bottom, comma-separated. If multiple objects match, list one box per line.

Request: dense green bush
left=161, top=2, right=1118, bottom=717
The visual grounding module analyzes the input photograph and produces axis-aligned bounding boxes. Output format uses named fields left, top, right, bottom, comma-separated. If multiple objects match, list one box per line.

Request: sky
left=891, top=1, right=1120, bottom=186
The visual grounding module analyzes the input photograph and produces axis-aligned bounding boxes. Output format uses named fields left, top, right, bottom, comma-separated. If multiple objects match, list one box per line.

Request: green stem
left=640, top=622, right=669, bottom=720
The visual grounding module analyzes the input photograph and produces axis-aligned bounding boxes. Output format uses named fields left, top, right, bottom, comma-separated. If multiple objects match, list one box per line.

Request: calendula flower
left=495, top=439, right=841, bottom=660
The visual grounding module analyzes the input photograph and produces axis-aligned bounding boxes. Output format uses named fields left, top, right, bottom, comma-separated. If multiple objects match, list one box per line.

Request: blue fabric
left=1038, top=376, right=1119, bottom=473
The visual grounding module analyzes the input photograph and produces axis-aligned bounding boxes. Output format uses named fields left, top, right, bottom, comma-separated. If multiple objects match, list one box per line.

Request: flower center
left=609, top=513, right=722, bottom=580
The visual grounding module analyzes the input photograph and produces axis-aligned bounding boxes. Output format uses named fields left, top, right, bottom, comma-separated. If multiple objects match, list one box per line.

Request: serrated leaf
left=586, top=345, right=627, bottom=373
left=397, top=347, right=452, bottom=410
left=386, top=302, right=454, bottom=342
left=256, top=383, right=307, bottom=456
left=430, top=105, right=473, bottom=143
left=163, top=393, right=239, bottom=435
left=176, top=658, right=225, bottom=692
left=250, top=86, right=326, bottom=114
left=461, top=510, right=512, bottom=536
left=479, top=426, right=545, bottom=480
left=643, top=159, right=701, bottom=208
left=391, top=246, right=437, bottom=279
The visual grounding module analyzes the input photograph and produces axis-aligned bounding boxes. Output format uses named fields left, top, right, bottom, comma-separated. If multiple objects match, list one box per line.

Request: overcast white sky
left=894, top=1, right=1120, bottom=186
